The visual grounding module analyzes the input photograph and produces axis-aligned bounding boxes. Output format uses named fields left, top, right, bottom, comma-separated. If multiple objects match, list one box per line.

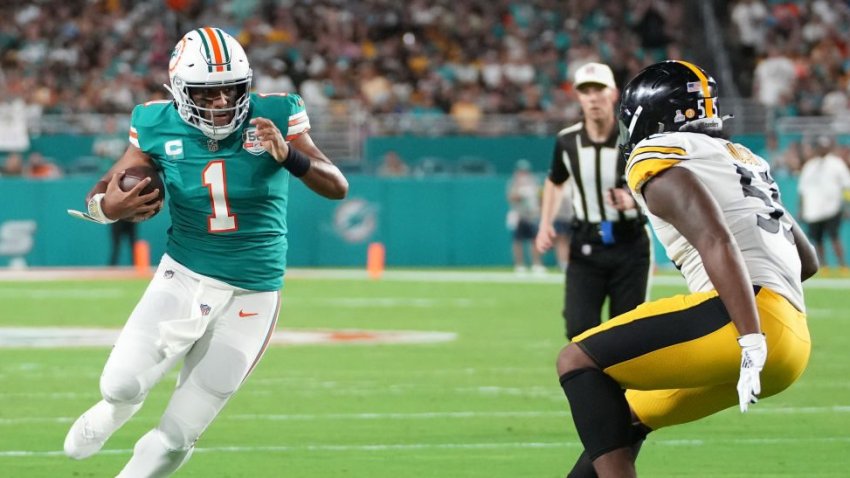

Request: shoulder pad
left=253, top=93, right=310, bottom=141
left=130, top=101, right=172, bottom=128
left=129, top=101, right=172, bottom=150
left=626, top=132, right=692, bottom=193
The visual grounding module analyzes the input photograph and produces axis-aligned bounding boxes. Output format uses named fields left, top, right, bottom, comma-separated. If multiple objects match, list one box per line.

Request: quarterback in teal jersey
left=64, top=27, right=348, bottom=477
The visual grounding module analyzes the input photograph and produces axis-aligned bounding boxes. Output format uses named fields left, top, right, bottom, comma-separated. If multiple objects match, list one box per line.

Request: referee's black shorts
left=563, top=220, right=652, bottom=339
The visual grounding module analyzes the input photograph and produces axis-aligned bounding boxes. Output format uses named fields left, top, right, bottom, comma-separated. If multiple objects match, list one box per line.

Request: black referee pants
left=563, top=231, right=652, bottom=340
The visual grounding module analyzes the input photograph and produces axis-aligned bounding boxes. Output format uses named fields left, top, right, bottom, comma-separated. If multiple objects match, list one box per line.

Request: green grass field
left=0, top=270, right=848, bottom=477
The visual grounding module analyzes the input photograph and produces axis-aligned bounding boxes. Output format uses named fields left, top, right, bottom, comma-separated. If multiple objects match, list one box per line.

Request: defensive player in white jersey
left=63, top=27, right=348, bottom=477
left=555, top=61, right=818, bottom=477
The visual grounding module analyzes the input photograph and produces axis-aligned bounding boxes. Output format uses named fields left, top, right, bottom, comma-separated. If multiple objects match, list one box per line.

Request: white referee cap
left=574, top=62, right=616, bottom=89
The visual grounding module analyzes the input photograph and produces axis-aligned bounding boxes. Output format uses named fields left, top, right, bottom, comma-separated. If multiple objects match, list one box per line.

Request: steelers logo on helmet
left=618, top=60, right=724, bottom=160
left=164, top=27, right=253, bottom=140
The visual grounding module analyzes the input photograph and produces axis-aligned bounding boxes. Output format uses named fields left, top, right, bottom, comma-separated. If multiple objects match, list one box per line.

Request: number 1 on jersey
left=202, top=161, right=238, bottom=232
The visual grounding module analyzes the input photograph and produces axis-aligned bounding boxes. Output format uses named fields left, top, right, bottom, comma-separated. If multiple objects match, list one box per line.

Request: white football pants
left=102, top=254, right=280, bottom=477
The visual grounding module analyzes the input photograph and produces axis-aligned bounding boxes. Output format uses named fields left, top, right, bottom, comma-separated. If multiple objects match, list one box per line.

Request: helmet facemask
left=169, top=74, right=252, bottom=140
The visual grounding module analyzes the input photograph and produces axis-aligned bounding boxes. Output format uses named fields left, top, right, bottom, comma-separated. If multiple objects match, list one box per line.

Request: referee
left=535, top=62, right=652, bottom=340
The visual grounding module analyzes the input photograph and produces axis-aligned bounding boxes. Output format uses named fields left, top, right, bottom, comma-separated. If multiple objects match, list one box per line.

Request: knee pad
left=189, top=343, right=249, bottom=398
left=560, top=368, right=632, bottom=460
left=100, top=369, right=146, bottom=405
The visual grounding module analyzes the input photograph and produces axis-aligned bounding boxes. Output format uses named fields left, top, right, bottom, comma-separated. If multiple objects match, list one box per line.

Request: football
left=119, top=165, right=166, bottom=205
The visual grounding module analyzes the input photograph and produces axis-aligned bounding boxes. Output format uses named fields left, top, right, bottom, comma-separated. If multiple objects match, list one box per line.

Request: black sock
left=566, top=450, right=596, bottom=478
left=560, top=368, right=633, bottom=460
left=565, top=423, right=651, bottom=478
left=630, top=423, right=651, bottom=452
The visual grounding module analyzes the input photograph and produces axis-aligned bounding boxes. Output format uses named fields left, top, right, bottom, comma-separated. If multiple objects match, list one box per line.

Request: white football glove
left=737, top=333, right=767, bottom=412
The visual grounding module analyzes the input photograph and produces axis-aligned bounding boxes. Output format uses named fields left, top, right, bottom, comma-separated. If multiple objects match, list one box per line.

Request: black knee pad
left=560, top=368, right=632, bottom=460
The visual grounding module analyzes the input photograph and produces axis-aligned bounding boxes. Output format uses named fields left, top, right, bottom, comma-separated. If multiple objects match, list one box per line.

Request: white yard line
left=2, top=406, right=848, bottom=426
left=290, top=269, right=850, bottom=290
left=3, top=435, right=850, bottom=457
left=0, top=327, right=456, bottom=348
left=0, top=267, right=142, bottom=281
left=2, top=267, right=850, bottom=289
left=0, top=288, right=127, bottom=299
left=287, top=297, right=488, bottom=307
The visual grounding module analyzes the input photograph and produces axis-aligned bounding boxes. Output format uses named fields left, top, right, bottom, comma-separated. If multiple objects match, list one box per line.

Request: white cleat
left=64, top=400, right=138, bottom=460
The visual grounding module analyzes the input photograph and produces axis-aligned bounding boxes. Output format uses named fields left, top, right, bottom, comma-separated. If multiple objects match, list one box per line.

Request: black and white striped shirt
left=549, top=121, right=642, bottom=225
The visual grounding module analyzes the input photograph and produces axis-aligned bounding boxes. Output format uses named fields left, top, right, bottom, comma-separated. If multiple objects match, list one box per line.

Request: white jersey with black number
left=625, top=132, right=804, bottom=311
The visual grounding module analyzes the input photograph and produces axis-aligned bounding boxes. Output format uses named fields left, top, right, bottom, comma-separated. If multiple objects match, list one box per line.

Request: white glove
left=737, top=333, right=767, bottom=412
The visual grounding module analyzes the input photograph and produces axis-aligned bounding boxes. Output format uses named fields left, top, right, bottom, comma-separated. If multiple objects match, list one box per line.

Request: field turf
left=0, top=269, right=847, bottom=477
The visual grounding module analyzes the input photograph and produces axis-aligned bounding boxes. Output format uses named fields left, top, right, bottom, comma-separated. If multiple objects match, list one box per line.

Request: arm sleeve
left=283, top=93, right=310, bottom=142
left=548, top=138, right=569, bottom=184
left=256, top=92, right=312, bottom=142
left=128, top=105, right=142, bottom=150
left=127, top=102, right=170, bottom=167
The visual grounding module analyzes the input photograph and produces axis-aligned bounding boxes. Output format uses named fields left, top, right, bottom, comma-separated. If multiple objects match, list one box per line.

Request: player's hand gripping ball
left=119, top=166, right=165, bottom=217
left=119, top=166, right=165, bottom=202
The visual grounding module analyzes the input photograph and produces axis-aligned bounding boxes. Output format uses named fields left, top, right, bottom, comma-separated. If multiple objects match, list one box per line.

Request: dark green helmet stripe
left=212, top=28, right=232, bottom=71
left=195, top=28, right=214, bottom=72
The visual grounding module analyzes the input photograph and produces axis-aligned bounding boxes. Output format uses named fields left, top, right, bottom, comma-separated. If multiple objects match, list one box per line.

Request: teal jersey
left=129, top=93, right=310, bottom=291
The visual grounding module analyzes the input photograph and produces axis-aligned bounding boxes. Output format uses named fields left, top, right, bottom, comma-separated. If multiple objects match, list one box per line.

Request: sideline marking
left=0, top=327, right=456, bottom=348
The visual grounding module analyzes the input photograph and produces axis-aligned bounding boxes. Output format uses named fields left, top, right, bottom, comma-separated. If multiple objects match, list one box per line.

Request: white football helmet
left=165, top=27, right=252, bottom=140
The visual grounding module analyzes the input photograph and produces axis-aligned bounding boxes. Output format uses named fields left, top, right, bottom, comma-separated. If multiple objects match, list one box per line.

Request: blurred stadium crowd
left=1, top=0, right=850, bottom=175
left=726, top=0, right=850, bottom=118
left=2, top=0, right=849, bottom=121
left=2, top=0, right=684, bottom=126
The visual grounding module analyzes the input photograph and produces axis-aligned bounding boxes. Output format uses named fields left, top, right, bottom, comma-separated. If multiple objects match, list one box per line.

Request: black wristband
left=283, top=147, right=311, bottom=177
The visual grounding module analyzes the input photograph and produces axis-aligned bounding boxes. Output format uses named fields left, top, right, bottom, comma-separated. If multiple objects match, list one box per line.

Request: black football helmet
left=618, top=60, right=725, bottom=158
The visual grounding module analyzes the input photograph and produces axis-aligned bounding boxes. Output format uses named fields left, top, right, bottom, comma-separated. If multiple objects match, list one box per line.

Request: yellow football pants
left=573, top=287, right=810, bottom=430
